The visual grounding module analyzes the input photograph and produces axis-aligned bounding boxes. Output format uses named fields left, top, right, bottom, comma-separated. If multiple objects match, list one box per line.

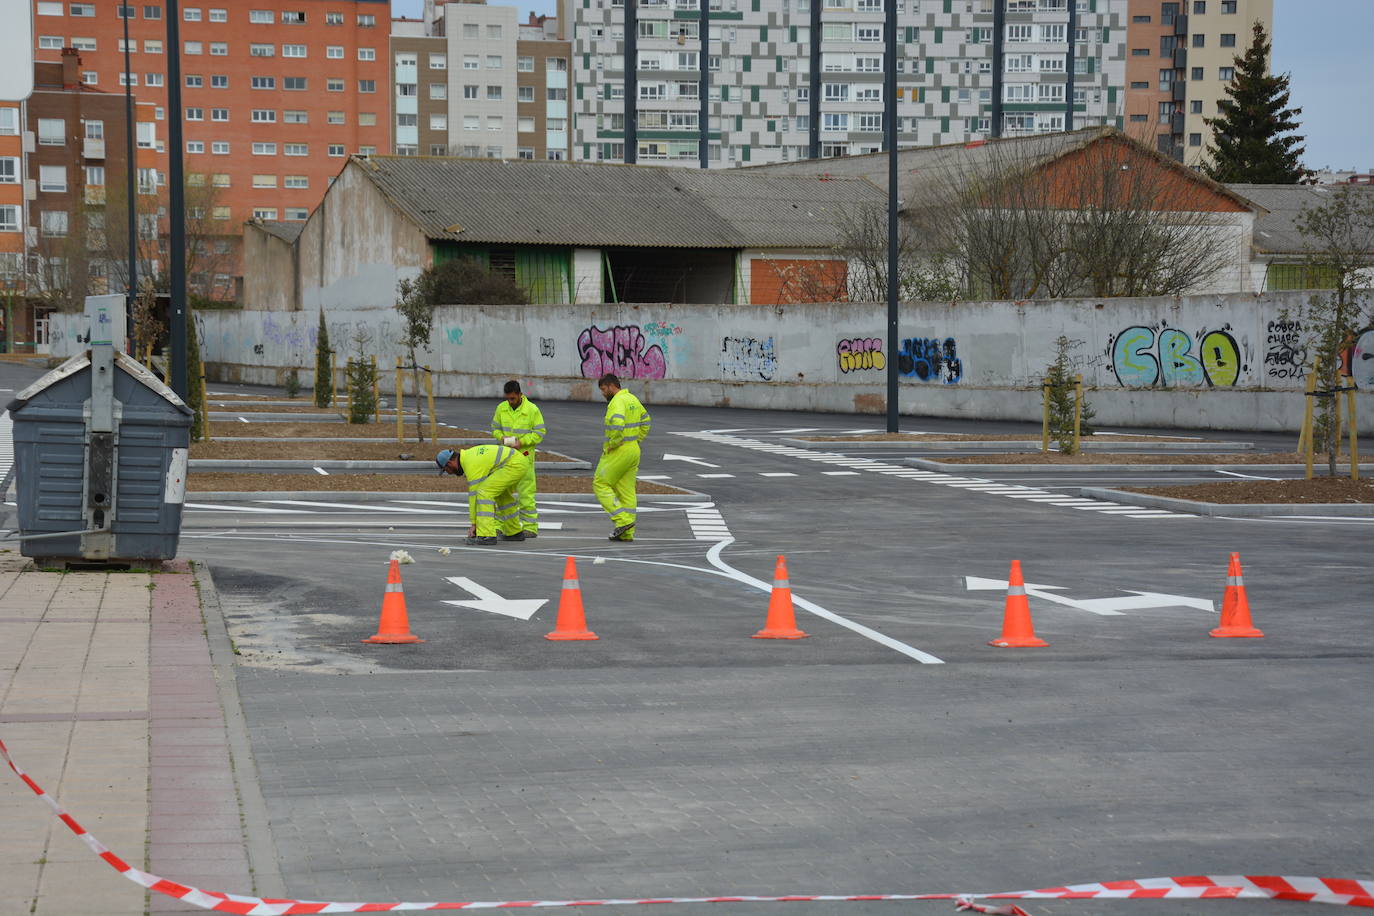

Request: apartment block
left=29, top=0, right=392, bottom=293
left=563, top=0, right=1126, bottom=167
left=391, top=3, right=572, bottom=161
left=1123, top=0, right=1272, bottom=164
left=0, top=102, right=25, bottom=288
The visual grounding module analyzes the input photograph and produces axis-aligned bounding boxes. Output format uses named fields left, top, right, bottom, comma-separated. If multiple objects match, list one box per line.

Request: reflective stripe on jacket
left=459, top=444, right=519, bottom=486
left=603, top=389, right=651, bottom=453
left=491, top=398, right=547, bottom=450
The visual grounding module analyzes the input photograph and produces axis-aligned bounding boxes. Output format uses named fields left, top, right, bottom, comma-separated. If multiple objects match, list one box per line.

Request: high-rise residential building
left=28, top=0, right=392, bottom=295
left=1123, top=0, right=1272, bottom=164
left=390, top=2, right=572, bottom=161
left=562, top=0, right=1126, bottom=168
left=0, top=100, right=26, bottom=300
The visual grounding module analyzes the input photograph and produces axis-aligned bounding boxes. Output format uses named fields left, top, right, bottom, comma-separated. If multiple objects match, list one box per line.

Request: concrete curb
left=192, top=561, right=288, bottom=900
left=904, top=457, right=1374, bottom=474
left=185, top=489, right=708, bottom=501
left=781, top=437, right=1255, bottom=452
left=210, top=413, right=430, bottom=423
left=1077, top=486, right=1374, bottom=517
left=190, top=459, right=592, bottom=471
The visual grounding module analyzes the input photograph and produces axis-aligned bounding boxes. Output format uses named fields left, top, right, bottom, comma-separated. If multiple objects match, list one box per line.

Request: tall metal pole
left=165, top=0, right=187, bottom=398
left=807, top=0, right=820, bottom=160
left=1064, top=0, right=1077, bottom=131
left=699, top=2, right=710, bottom=169
left=990, top=0, right=1005, bottom=137
left=884, top=0, right=898, bottom=432
left=624, top=0, right=637, bottom=163
left=121, top=4, right=137, bottom=334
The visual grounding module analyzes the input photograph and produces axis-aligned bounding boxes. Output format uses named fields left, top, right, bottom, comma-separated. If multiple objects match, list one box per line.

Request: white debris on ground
left=438, top=547, right=452, bottom=556
left=390, top=549, right=415, bottom=565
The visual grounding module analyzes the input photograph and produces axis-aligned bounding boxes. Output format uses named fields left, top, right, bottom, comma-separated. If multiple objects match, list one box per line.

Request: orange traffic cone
left=753, top=555, right=809, bottom=639
left=546, top=557, right=598, bottom=641
left=1210, top=552, right=1263, bottom=638
left=363, top=559, right=424, bottom=644
left=988, top=560, right=1047, bottom=648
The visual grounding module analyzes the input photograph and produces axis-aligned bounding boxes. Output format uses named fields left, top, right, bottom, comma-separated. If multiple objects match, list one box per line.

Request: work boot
left=522, top=531, right=538, bottom=539
left=465, top=536, right=497, bottom=546
left=609, top=523, right=635, bottom=541
left=497, top=531, right=526, bottom=542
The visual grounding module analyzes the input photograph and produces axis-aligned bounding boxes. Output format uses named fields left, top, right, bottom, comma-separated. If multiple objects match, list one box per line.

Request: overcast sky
left=391, top=0, right=1373, bottom=171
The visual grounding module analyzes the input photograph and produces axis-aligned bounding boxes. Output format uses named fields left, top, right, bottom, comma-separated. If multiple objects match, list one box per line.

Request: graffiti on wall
left=577, top=324, right=668, bottom=380
left=1346, top=327, right=1374, bottom=388
left=539, top=337, right=556, bottom=357
left=1108, top=324, right=1243, bottom=388
left=837, top=337, right=885, bottom=373
left=1264, top=320, right=1306, bottom=381
left=445, top=327, right=464, bottom=345
left=642, top=321, right=684, bottom=341
left=720, top=336, right=778, bottom=381
left=898, top=337, right=963, bottom=384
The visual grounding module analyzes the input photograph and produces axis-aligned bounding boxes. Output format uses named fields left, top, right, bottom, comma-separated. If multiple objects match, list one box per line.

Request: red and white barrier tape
left=5, top=734, right=1372, bottom=913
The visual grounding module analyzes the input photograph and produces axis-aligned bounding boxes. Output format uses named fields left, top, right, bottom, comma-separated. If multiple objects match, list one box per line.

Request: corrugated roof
left=353, top=156, right=886, bottom=249
left=1229, top=183, right=1374, bottom=255
left=249, top=220, right=305, bottom=243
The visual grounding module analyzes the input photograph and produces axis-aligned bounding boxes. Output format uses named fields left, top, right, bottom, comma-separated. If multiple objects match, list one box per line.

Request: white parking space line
left=759, top=472, right=798, bottom=477
left=184, top=503, right=317, bottom=514
left=258, top=500, right=455, bottom=513
left=697, top=473, right=735, bottom=478
left=822, top=471, right=861, bottom=476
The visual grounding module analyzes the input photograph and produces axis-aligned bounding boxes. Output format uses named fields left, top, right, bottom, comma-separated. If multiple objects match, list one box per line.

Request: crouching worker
left=436, top=444, right=531, bottom=545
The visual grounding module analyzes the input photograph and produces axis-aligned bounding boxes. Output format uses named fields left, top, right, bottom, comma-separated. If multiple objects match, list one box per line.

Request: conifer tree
left=313, top=309, right=332, bottom=408
left=1203, top=21, right=1308, bottom=184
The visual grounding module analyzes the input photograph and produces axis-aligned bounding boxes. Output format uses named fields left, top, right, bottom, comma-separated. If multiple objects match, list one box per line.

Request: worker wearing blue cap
left=437, top=444, right=531, bottom=545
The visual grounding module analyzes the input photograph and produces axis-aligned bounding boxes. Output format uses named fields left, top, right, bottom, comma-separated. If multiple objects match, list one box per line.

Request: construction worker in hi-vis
left=594, top=372, right=651, bottom=541
left=436, top=444, right=531, bottom=545
left=490, top=379, right=546, bottom=537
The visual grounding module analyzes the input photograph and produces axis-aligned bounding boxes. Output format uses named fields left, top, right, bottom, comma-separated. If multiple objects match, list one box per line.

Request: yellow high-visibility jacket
left=603, top=389, right=650, bottom=454
left=491, top=397, right=547, bottom=451
left=459, top=444, right=520, bottom=485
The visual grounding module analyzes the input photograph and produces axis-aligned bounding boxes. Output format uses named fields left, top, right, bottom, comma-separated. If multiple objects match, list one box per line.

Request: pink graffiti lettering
left=577, top=325, right=668, bottom=380
left=837, top=337, right=886, bottom=373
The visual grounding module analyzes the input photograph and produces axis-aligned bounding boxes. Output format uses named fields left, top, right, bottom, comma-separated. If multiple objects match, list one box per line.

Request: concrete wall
left=48, top=291, right=1373, bottom=433
left=240, top=227, right=298, bottom=312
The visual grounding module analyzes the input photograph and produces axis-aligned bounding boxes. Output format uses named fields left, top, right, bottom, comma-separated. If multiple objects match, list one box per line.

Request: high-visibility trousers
left=515, top=454, right=538, bottom=533
left=469, top=453, right=529, bottom=537
left=593, top=440, right=640, bottom=538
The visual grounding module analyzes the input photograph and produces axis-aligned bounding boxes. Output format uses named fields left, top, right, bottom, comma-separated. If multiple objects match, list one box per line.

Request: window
left=546, top=57, right=567, bottom=72
left=211, top=74, right=227, bottom=88
left=823, top=83, right=849, bottom=101
left=186, top=106, right=204, bottom=120
left=1220, top=66, right=1234, bottom=80
left=39, top=165, right=66, bottom=192
left=358, top=113, right=376, bottom=126
left=463, top=85, right=478, bottom=99
left=210, top=42, right=227, bottom=55
left=0, top=207, right=17, bottom=233
left=358, top=79, right=375, bottom=93
left=284, top=77, right=306, bottom=90
left=857, top=113, right=881, bottom=131
left=327, top=78, right=344, bottom=91
left=1189, top=132, right=1202, bottom=146
left=186, top=140, right=205, bottom=153
left=1191, top=100, right=1203, bottom=113
left=280, top=10, right=305, bottom=23
left=1220, top=0, right=1236, bottom=11
left=1007, top=24, right=1032, bottom=42
left=283, top=44, right=306, bottom=58
left=211, top=107, right=228, bottom=121
left=463, top=115, right=479, bottom=131
left=249, top=9, right=272, bottom=22
left=284, top=175, right=308, bottom=189
left=211, top=173, right=229, bottom=186
left=39, top=35, right=64, bottom=50
left=328, top=144, right=345, bottom=156
left=1132, top=48, right=1150, bottom=56
left=36, top=0, right=62, bottom=11
left=1159, top=100, right=1174, bottom=122
left=429, top=54, right=446, bottom=70
left=547, top=118, right=566, bottom=131
left=327, top=110, right=344, bottom=124
left=85, top=164, right=103, bottom=185
left=184, top=6, right=200, bottom=19
left=358, top=47, right=376, bottom=61
left=251, top=109, right=276, bottom=123
left=38, top=118, right=65, bottom=146
left=486, top=55, right=502, bottom=69
left=325, top=11, right=342, bottom=25
left=251, top=76, right=275, bottom=89
left=0, top=158, right=17, bottom=183
left=517, top=56, right=534, bottom=72
left=148, top=71, right=166, bottom=86
left=1193, top=0, right=1205, bottom=10
left=357, top=13, right=375, bottom=26
left=252, top=142, right=277, bottom=155
left=462, top=23, right=479, bottom=38
left=252, top=174, right=276, bottom=188
left=0, top=109, right=16, bottom=136
left=118, top=73, right=139, bottom=86
left=517, top=147, right=534, bottom=160
left=487, top=24, right=502, bottom=38
left=429, top=145, right=446, bottom=156
left=186, top=74, right=203, bottom=87
left=283, top=110, right=307, bottom=124
left=209, top=7, right=226, bottom=20
left=517, top=86, right=533, bottom=102
left=487, top=85, right=502, bottom=100
left=41, top=211, right=69, bottom=237
left=70, top=3, right=95, bottom=15
left=1220, top=33, right=1236, bottom=47
left=327, top=45, right=343, bottom=59
left=1129, top=113, right=1148, bottom=122
left=487, top=116, right=502, bottom=131
left=464, top=55, right=479, bottom=70
left=546, top=150, right=565, bottom=161
left=144, top=3, right=161, bottom=16
left=1161, top=2, right=1178, bottom=24
left=284, top=207, right=309, bottom=220
left=822, top=112, right=848, bottom=132
left=211, top=141, right=229, bottom=154
left=429, top=114, right=446, bottom=131
left=253, top=208, right=278, bottom=220
left=358, top=145, right=376, bottom=155
left=430, top=83, right=446, bottom=99
left=185, top=41, right=203, bottom=55
left=211, top=206, right=230, bottom=220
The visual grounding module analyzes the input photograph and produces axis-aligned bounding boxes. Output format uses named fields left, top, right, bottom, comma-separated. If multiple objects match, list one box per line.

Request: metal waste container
left=7, top=322, right=193, bottom=565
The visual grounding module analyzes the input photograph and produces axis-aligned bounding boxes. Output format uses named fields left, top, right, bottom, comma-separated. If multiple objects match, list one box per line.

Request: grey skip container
left=7, top=351, right=193, bottom=563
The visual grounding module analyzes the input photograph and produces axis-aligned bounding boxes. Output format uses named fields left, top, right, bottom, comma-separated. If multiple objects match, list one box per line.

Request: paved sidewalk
left=0, top=552, right=272, bottom=915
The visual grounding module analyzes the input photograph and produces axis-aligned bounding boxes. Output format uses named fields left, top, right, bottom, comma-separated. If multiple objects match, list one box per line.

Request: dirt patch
left=209, top=404, right=342, bottom=414
left=188, top=472, right=687, bottom=494
left=1122, top=477, right=1374, bottom=504
left=208, top=422, right=486, bottom=438
left=801, top=433, right=1183, bottom=443
left=934, top=451, right=1358, bottom=465
left=191, top=440, right=575, bottom=462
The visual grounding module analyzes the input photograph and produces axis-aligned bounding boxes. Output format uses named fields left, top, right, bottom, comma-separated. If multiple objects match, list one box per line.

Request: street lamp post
left=884, top=0, right=899, bottom=433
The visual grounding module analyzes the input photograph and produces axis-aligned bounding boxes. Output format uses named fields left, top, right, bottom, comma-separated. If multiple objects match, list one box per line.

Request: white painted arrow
left=963, top=576, right=1212, bottom=616
left=662, top=453, right=721, bottom=468
left=442, top=576, right=548, bottom=620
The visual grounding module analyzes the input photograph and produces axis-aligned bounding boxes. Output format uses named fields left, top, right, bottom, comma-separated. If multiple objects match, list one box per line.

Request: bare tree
left=832, top=204, right=963, bottom=303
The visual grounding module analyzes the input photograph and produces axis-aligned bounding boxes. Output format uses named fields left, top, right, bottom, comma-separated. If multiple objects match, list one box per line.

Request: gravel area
left=935, top=450, right=1352, bottom=465
left=191, top=441, right=575, bottom=462
left=209, top=404, right=343, bottom=414
left=188, top=472, right=688, bottom=494
left=1121, top=476, right=1374, bottom=504
left=209, top=422, right=486, bottom=438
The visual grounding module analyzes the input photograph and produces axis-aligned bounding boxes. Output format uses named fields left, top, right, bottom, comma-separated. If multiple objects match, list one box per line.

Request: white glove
left=503, top=436, right=518, bottom=447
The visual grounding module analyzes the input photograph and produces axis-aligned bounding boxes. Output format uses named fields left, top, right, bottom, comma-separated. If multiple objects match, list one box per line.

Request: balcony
left=1171, top=80, right=1186, bottom=101
left=1170, top=111, right=1185, bottom=133
left=83, top=138, right=105, bottom=159
left=1174, top=14, right=1188, bottom=36
left=1172, top=47, right=1187, bottom=69
left=84, top=186, right=106, bottom=205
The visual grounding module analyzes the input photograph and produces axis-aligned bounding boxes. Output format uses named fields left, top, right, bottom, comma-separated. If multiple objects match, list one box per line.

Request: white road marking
left=313, top=466, right=329, bottom=476
left=238, top=417, right=249, bottom=423
left=822, top=471, right=861, bottom=476
left=184, top=502, right=316, bottom=514
left=442, top=576, right=548, bottom=620
left=1217, top=469, right=1283, bottom=481
left=258, top=500, right=454, bottom=513
left=697, top=473, right=735, bottom=478
left=759, top=472, right=798, bottom=477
